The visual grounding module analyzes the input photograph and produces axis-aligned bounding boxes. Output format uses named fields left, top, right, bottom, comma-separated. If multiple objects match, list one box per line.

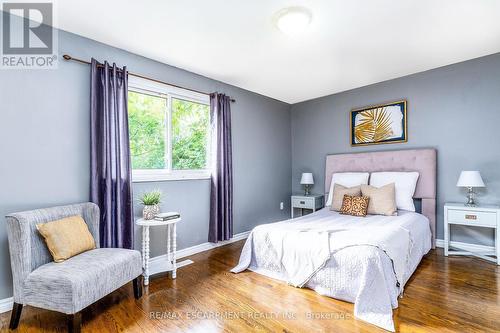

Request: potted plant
left=140, top=190, right=162, bottom=220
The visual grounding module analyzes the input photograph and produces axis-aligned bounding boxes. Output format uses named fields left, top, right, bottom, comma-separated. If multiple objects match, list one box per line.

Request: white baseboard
left=148, top=230, right=250, bottom=267
left=435, top=238, right=495, bottom=252
left=148, top=258, right=194, bottom=276
left=0, top=297, right=13, bottom=314
left=175, top=230, right=250, bottom=259
left=0, top=230, right=251, bottom=314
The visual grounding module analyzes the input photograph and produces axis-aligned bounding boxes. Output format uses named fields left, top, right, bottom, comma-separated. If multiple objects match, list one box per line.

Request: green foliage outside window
left=128, top=91, right=166, bottom=169
left=171, top=98, right=209, bottom=170
left=128, top=91, right=209, bottom=171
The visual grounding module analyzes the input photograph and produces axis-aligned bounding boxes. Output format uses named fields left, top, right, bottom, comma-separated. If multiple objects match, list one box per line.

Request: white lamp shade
left=300, top=173, right=314, bottom=185
left=456, top=171, right=485, bottom=187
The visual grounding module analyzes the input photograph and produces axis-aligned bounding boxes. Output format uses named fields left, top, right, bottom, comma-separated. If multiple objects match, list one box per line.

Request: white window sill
left=132, top=171, right=211, bottom=183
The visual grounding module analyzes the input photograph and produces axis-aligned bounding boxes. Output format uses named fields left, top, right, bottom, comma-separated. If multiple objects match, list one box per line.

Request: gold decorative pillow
left=361, top=183, right=397, bottom=216
left=36, top=215, right=96, bottom=263
left=330, top=184, right=361, bottom=212
left=340, top=195, right=370, bottom=217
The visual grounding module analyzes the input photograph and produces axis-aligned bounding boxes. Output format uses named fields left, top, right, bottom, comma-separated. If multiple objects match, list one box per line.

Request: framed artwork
left=350, top=100, right=407, bottom=146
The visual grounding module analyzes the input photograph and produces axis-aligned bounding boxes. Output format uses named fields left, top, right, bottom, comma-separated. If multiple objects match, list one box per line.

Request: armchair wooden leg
left=9, top=302, right=23, bottom=329
left=68, top=312, right=81, bottom=333
left=133, top=276, right=142, bottom=299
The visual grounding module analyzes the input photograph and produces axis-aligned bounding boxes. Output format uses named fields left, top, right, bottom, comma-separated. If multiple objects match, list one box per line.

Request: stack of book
left=154, top=212, right=180, bottom=221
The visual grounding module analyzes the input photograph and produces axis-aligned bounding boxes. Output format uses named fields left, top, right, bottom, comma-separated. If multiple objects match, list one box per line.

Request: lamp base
left=304, top=184, right=310, bottom=196
left=465, top=187, right=477, bottom=207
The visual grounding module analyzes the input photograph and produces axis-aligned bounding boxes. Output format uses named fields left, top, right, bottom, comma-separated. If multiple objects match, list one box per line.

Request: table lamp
left=300, top=173, right=314, bottom=196
left=456, top=171, right=485, bottom=206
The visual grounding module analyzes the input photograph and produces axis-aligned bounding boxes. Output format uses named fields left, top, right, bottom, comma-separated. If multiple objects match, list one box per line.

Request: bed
left=232, top=149, right=437, bottom=332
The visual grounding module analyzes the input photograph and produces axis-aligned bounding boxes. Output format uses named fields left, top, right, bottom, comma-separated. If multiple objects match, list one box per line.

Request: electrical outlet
left=280, top=202, right=284, bottom=210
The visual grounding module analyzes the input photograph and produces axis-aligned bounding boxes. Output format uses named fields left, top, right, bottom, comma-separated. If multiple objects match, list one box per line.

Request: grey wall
left=291, top=53, right=500, bottom=246
left=0, top=28, right=291, bottom=299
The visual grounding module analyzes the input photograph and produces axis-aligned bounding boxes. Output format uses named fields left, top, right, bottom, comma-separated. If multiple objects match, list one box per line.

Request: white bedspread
left=231, top=208, right=431, bottom=332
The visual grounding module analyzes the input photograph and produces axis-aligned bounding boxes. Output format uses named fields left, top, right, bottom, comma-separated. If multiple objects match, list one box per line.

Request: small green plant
left=140, top=190, right=162, bottom=206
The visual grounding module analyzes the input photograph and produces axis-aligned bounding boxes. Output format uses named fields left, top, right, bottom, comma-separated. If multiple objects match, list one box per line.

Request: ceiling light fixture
left=274, top=6, right=312, bottom=36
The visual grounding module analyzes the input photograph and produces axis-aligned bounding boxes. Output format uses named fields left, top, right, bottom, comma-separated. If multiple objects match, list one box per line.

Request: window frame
left=128, top=76, right=211, bottom=182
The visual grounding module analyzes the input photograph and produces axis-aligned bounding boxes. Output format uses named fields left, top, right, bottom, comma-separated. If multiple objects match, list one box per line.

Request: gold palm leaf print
left=354, top=107, right=394, bottom=143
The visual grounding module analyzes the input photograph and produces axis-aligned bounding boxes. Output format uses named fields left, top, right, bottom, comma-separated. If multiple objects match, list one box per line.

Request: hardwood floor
left=1, top=241, right=499, bottom=333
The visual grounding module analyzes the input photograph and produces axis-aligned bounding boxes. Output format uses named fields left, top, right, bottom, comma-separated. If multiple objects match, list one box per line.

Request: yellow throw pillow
left=36, top=215, right=96, bottom=263
left=361, top=183, right=398, bottom=216
left=330, top=184, right=362, bottom=211
left=340, top=195, right=370, bottom=217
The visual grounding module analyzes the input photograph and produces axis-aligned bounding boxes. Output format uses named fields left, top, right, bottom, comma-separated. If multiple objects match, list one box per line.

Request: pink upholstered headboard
left=325, top=148, right=437, bottom=248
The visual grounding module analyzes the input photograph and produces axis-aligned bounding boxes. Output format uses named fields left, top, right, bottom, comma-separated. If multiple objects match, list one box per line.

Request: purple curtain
left=90, top=58, right=133, bottom=249
left=209, top=93, right=233, bottom=243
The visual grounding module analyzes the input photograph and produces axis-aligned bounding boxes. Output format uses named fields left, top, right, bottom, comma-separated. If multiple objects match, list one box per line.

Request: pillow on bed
left=330, top=184, right=361, bottom=211
left=340, top=195, right=369, bottom=217
left=361, top=183, right=397, bottom=216
left=370, top=172, right=419, bottom=212
left=326, top=172, right=369, bottom=206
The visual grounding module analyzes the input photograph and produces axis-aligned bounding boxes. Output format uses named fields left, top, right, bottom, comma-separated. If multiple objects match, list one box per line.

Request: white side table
left=136, top=217, right=181, bottom=285
left=444, top=203, right=499, bottom=265
left=291, top=194, right=324, bottom=218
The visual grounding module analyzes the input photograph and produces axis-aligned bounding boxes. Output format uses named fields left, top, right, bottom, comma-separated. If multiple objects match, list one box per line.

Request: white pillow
left=369, top=172, right=419, bottom=211
left=326, top=172, right=369, bottom=206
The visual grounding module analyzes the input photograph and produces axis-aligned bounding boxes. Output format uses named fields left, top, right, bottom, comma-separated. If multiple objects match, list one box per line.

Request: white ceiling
left=56, top=0, right=500, bottom=103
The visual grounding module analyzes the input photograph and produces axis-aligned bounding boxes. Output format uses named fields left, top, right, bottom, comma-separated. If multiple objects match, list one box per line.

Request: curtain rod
left=62, top=54, right=235, bottom=103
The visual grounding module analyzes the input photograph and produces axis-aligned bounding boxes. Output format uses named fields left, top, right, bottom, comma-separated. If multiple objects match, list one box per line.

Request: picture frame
left=350, top=100, right=407, bottom=147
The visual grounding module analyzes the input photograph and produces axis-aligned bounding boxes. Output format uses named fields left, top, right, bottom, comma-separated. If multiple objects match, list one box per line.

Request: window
left=128, top=76, right=210, bottom=181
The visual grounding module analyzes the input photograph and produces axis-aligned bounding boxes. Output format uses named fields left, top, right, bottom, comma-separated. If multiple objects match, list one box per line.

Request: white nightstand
left=444, top=203, right=500, bottom=265
left=291, top=194, right=324, bottom=218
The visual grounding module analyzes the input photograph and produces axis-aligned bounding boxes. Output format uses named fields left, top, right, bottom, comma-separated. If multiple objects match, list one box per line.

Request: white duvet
left=231, top=208, right=431, bottom=332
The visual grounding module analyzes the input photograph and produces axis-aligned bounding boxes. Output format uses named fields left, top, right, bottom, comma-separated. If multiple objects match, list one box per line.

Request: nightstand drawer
left=292, top=197, right=314, bottom=209
left=448, top=209, right=497, bottom=226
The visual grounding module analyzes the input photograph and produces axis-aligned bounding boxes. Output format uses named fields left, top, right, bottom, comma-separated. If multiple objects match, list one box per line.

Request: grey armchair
left=5, top=202, right=143, bottom=333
